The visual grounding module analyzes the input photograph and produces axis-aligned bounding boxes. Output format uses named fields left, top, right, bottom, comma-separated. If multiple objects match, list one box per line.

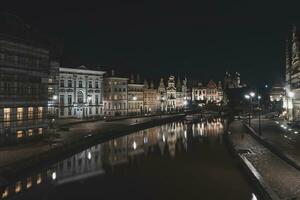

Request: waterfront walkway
left=0, top=114, right=183, bottom=174
left=229, top=120, right=300, bottom=199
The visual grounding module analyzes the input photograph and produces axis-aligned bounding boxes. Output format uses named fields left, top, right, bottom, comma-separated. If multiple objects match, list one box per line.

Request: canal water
left=1, top=119, right=257, bottom=200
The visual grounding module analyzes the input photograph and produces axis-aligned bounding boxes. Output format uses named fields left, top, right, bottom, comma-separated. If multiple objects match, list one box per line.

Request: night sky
left=2, top=1, right=300, bottom=86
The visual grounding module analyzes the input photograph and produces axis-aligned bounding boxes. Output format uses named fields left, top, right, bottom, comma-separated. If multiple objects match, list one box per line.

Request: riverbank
left=0, top=114, right=185, bottom=177
left=227, top=120, right=300, bottom=199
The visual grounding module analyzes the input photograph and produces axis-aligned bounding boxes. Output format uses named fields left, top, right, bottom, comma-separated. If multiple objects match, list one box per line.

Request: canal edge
left=225, top=128, right=280, bottom=200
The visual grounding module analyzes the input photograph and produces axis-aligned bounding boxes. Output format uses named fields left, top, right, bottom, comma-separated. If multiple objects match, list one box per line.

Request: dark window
left=79, top=81, right=83, bottom=88
left=68, top=80, right=72, bottom=88
left=60, top=80, right=64, bottom=88
left=89, top=81, right=92, bottom=88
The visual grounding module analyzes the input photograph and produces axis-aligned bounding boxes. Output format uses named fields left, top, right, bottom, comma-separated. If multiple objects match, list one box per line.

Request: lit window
left=28, top=107, right=33, bottom=119
left=36, top=174, right=42, bottom=184
left=2, top=187, right=8, bottom=198
left=38, top=128, right=43, bottom=135
left=38, top=107, right=43, bottom=119
left=15, top=181, right=21, bottom=193
left=28, top=129, right=33, bottom=136
left=26, top=177, right=32, bottom=188
left=3, top=108, right=10, bottom=127
left=17, top=108, right=23, bottom=121
left=17, top=131, right=23, bottom=138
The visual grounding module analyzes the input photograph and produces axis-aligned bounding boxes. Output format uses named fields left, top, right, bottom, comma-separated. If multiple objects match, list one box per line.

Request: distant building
left=49, top=65, right=105, bottom=118
left=192, top=80, right=223, bottom=104
left=127, top=74, right=144, bottom=115
left=0, top=14, right=50, bottom=144
left=143, top=80, right=159, bottom=113
left=103, top=70, right=128, bottom=116
left=158, top=78, right=167, bottom=112
left=224, top=72, right=245, bottom=89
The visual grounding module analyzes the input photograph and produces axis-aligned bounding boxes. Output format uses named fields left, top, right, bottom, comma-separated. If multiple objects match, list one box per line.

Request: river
left=0, top=118, right=258, bottom=200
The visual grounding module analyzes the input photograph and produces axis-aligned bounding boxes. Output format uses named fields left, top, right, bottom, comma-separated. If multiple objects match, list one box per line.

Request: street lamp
left=244, top=92, right=255, bottom=126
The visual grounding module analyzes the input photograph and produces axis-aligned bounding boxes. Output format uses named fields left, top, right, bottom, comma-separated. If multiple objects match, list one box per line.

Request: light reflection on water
left=0, top=119, right=256, bottom=200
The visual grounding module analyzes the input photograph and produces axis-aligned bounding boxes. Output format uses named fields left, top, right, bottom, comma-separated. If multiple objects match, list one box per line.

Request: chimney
left=137, top=74, right=140, bottom=84
left=111, top=69, right=115, bottom=76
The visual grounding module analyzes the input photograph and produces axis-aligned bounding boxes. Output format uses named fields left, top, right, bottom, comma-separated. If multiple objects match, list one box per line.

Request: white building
left=192, top=80, right=223, bottom=104
left=103, top=71, right=128, bottom=116
left=49, top=66, right=105, bottom=119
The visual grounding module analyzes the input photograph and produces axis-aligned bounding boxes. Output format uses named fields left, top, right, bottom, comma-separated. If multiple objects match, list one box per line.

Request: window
left=68, top=108, right=72, bottom=116
left=28, top=129, right=33, bottom=136
left=27, top=177, right=32, bottom=189
left=17, top=131, right=23, bottom=138
left=60, top=108, right=64, bottom=116
left=38, top=128, right=43, bottom=135
left=60, top=80, right=64, bottom=87
left=17, top=108, right=23, bottom=124
left=15, top=181, right=22, bottom=193
left=95, top=95, right=99, bottom=105
left=95, top=81, right=99, bottom=88
left=89, top=81, right=92, bottom=88
left=79, top=80, right=83, bottom=88
left=3, top=108, right=11, bottom=127
left=68, top=95, right=72, bottom=105
left=28, top=107, right=33, bottom=119
left=60, top=95, right=64, bottom=105
left=37, top=174, right=42, bottom=184
left=68, top=80, right=72, bottom=88
left=89, top=107, right=92, bottom=114
left=95, top=107, right=99, bottom=114
left=38, top=107, right=43, bottom=119
left=2, top=188, right=8, bottom=198
left=77, top=91, right=84, bottom=103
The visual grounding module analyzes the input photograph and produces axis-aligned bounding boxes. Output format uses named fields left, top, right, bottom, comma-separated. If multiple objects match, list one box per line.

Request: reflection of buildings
left=0, top=14, right=49, bottom=144
left=49, top=66, right=106, bottom=118
left=1, top=118, right=225, bottom=199
left=102, top=137, right=128, bottom=166
left=54, top=145, right=104, bottom=185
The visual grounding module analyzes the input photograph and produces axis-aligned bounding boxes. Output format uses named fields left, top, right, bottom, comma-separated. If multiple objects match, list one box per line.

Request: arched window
left=77, top=91, right=84, bottom=103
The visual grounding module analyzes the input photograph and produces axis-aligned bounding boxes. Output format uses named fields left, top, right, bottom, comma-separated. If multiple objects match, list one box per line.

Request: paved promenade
left=0, top=114, right=182, bottom=173
left=250, top=118, right=300, bottom=169
left=229, top=120, right=300, bottom=199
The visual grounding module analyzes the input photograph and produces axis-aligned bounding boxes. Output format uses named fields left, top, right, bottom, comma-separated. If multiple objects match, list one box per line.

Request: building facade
left=143, top=80, right=159, bottom=113
left=285, top=26, right=300, bottom=120
left=49, top=66, right=105, bottom=119
left=0, top=14, right=49, bottom=144
left=192, top=80, right=223, bottom=104
left=103, top=73, right=128, bottom=116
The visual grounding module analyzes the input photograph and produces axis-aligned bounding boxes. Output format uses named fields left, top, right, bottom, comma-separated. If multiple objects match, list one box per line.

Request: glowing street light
left=250, top=92, right=255, bottom=97
left=244, top=94, right=250, bottom=99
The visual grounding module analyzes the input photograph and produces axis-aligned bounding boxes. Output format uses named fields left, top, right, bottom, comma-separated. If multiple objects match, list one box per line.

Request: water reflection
left=0, top=118, right=251, bottom=200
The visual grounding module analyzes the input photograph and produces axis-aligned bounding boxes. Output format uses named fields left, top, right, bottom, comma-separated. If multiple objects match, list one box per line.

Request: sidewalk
left=0, top=114, right=184, bottom=175
left=250, top=118, right=300, bottom=170
left=228, top=120, right=300, bottom=199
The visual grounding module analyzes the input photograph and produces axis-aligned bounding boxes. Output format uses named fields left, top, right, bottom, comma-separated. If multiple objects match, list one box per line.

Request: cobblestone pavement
left=229, top=120, right=300, bottom=199
left=0, top=115, right=181, bottom=169
left=251, top=118, right=300, bottom=168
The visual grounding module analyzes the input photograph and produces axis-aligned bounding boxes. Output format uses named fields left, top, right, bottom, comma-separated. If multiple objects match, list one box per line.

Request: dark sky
left=2, top=1, right=300, bottom=85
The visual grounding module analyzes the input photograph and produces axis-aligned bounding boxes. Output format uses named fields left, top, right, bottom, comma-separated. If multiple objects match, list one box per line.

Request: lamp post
left=258, top=95, right=262, bottom=136
left=244, top=92, right=255, bottom=126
